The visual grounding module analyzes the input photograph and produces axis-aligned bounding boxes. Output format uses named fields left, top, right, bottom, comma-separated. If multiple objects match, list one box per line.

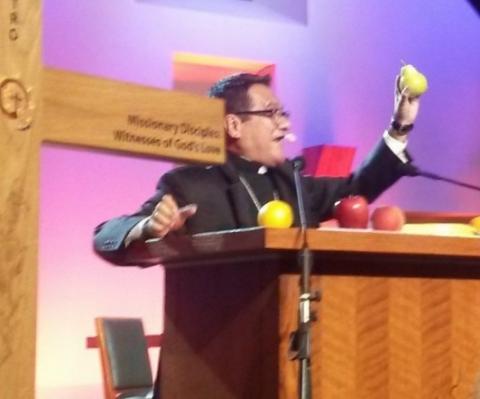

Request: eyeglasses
left=234, top=108, right=290, bottom=119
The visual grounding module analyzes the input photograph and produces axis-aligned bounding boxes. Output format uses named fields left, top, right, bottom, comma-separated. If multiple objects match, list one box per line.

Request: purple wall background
left=38, top=0, right=479, bottom=397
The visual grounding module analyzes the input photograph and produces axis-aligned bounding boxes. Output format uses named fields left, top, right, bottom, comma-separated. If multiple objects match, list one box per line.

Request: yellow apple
left=399, top=64, right=428, bottom=97
left=469, top=216, right=480, bottom=234
left=257, top=200, right=294, bottom=228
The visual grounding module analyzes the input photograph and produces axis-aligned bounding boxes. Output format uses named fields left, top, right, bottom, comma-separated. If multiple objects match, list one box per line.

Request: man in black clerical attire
left=94, top=73, right=420, bottom=265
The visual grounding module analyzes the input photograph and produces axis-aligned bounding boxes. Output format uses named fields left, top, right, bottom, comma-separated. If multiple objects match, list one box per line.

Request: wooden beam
left=1, top=1, right=225, bottom=398
left=40, top=68, right=225, bottom=164
left=1, top=1, right=41, bottom=398
left=86, top=334, right=163, bottom=349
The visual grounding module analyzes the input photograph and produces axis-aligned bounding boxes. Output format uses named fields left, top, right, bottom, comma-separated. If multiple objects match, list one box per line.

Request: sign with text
left=40, top=69, right=225, bottom=163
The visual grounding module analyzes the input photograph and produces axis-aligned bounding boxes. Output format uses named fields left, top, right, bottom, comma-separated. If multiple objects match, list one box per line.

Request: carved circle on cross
left=0, top=78, right=33, bottom=130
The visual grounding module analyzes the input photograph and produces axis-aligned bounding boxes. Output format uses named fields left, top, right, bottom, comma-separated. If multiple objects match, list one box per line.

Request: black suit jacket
left=94, top=139, right=408, bottom=265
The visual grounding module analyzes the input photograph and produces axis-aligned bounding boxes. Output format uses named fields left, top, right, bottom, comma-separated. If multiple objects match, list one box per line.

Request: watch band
left=390, top=119, right=414, bottom=133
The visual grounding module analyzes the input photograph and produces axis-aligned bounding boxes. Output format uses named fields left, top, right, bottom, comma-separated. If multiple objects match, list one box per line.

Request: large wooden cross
left=0, top=2, right=224, bottom=398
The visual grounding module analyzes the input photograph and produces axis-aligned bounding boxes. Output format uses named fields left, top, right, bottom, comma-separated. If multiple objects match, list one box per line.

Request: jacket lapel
left=272, top=162, right=301, bottom=226
left=273, top=162, right=316, bottom=227
left=218, top=156, right=313, bottom=228
left=219, top=159, right=258, bottom=227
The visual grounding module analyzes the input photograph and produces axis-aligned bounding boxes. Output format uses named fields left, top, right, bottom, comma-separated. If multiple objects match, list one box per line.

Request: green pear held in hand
left=399, top=64, right=428, bottom=97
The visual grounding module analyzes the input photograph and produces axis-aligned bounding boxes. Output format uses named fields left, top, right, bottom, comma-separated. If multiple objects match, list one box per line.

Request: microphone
left=285, top=132, right=297, bottom=143
left=292, top=155, right=305, bottom=171
left=400, top=163, right=480, bottom=192
left=292, top=156, right=307, bottom=229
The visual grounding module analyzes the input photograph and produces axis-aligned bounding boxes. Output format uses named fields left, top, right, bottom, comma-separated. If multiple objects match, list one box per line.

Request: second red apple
left=371, top=206, right=405, bottom=231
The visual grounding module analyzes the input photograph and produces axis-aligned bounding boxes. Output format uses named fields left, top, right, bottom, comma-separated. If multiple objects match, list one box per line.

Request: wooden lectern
left=127, top=225, right=480, bottom=399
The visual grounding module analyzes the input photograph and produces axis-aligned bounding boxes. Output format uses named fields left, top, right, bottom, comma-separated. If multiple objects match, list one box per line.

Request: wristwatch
left=390, top=119, right=414, bottom=133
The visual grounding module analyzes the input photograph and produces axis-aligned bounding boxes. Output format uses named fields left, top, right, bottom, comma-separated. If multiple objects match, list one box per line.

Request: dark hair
left=208, top=73, right=271, bottom=114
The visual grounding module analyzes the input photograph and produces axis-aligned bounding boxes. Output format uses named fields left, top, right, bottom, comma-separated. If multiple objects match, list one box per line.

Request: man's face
left=230, top=83, right=291, bottom=167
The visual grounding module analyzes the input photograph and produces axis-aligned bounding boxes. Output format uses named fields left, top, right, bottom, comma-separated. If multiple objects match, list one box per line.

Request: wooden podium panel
left=135, top=228, right=480, bottom=399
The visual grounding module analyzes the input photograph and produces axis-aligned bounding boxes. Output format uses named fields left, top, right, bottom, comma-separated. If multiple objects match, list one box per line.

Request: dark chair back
left=95, top=317, right=154, bottom=399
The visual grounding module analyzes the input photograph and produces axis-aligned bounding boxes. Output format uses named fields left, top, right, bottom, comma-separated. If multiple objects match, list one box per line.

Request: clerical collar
left=228, top=153, right=269, bottom=175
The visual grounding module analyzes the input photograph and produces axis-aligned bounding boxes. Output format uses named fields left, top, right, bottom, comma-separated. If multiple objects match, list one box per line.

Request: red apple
left=333, top=196, right=369, bottom=228
left=371, top=206, right=405, bottom=231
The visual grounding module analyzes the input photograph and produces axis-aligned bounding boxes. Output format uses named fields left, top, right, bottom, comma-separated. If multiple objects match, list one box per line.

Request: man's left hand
left=392, top=75, right=421, bottom=126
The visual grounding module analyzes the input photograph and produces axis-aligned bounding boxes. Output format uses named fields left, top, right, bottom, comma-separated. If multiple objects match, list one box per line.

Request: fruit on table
left=257, top=200, right=294, bottom=228
left=371, top=206, right=406, bottom=231
left=469, top=216, right=480, bottom=234
left=333, top=196, right=369, bottom=229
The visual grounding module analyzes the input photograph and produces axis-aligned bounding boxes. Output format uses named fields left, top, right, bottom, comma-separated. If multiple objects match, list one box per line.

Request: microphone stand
left=402, top=163, right=480, bottom=192
left=289, top=157, right=320, bottom=399
left=285, top=160, right=477, bottom=399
